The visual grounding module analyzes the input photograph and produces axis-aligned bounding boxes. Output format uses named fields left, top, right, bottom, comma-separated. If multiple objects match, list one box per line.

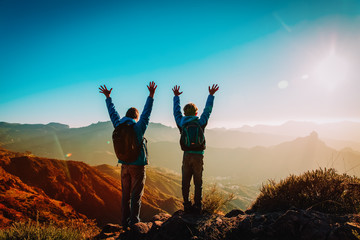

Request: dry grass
left=251, top=168, right=360, bottom=214
left=0, top=216, right=99, bottom=240
left=0, top=220, right=99, bottom=240
left=202, top=184, right=235, bottom=214
left=353, top=229, right=360, bottom=240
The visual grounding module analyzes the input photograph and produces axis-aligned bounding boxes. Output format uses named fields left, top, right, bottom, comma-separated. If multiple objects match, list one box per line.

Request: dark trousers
left=121, top=164, right=146, bottom=226
left=182, top=152, right=204, bottom=207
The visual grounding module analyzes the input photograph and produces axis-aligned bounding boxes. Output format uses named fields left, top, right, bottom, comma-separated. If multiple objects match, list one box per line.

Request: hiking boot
left=183, top=201, right=192, bottom=213
left=193, top=204, right=202, bottom=215
left=121, top=218, right=131, bottom=230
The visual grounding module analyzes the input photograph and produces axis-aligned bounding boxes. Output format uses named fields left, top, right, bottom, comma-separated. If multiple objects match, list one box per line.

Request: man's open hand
left=209, top=84, right=219, bottom=96
left=148, top=81, right=157, bottom=98
left=99, top=85, right=112, bottom=98
left=172, top=85, right=183, bottom=96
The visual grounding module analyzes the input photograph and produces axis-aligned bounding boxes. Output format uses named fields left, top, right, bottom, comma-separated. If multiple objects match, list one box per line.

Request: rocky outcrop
left=96, top=208, right=360, bottom=240
left=96, top=213, right=171, bottom=239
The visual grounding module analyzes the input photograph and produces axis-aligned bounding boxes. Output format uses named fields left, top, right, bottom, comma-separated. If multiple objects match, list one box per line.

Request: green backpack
left=180, top=121, right=206, bottom=151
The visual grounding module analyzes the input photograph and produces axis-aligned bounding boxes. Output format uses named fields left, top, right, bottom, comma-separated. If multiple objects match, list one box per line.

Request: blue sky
left=1, top=0, right=360, bottom=128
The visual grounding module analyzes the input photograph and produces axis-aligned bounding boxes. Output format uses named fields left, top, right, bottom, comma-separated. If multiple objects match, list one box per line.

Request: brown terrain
left=0, top=147, right=182, bottom=228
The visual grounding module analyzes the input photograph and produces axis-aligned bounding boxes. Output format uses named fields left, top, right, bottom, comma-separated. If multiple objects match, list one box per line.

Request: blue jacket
left=173, top=95, right=215, bottom=154
left=106, top=96, right=154, bottom=165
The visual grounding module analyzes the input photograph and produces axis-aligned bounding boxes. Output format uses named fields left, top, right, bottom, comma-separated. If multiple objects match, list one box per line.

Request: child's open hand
left=172, top=85, right=183, bottom=96
left=209, top=84, right=219, bottom=96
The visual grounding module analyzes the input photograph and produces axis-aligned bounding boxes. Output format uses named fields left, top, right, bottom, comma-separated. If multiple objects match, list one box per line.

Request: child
left=172, top=84, right=219, bottom=214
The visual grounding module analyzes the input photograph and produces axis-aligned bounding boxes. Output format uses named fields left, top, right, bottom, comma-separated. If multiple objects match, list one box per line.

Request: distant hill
left=0, top=121, right=115, bottom=164
left=1, top=121, right=360, bottom=165
left=0, top=147, right=182, bottom=227
left=1, top=121, right=360, bottom=185
left=149, top=132, right=360, bottom=185
left=238, top=120, right=360, bottom=150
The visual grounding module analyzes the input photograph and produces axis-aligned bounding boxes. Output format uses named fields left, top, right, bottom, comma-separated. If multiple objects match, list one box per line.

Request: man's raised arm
left=99, top=85, right=121, bottom=128
left=136, top=81, right=157, bottom=134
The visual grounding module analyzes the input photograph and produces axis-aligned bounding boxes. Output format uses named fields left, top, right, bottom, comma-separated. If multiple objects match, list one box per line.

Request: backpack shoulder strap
left=177, top=124, right=182, bottom=133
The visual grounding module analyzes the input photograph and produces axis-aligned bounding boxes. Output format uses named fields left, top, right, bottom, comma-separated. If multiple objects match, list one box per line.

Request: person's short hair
left=126, top=107, right=139, bottom=120
left=183, top=103, right=198, bottom=116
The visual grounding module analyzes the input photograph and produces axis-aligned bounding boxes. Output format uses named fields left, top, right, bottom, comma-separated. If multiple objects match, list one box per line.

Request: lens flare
left=314, top=52, right=349, bottom=91
left=65, top=153, right=72, bottom=158
left=278, top=80, right=289, bottom=89
left=301, top=74, right=309, bottom=79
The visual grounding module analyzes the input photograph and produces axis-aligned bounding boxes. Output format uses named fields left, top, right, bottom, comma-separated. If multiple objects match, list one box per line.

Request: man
left=99, top=82, right=157, bottom=227
left=172, top=84, right=219, bottom=214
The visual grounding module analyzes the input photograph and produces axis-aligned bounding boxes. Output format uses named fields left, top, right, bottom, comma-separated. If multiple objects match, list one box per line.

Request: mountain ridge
left=148, top=132, right=360, bottom=185
left=2, top=121, right=360, bottom=186
left=0, top=147, right=182, bottom=227
left=2, top=120, right=360, bottom=150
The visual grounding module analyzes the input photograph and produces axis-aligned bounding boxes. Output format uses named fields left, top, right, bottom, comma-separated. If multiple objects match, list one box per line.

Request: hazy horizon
left=3, top=118, right=360, bottom=130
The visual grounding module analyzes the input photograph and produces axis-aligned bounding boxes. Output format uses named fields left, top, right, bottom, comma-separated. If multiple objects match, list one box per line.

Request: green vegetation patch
left=251, top=168, right=360, bottom=214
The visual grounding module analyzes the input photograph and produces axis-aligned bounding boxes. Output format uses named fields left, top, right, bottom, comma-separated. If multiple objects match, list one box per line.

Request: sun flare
left=314, top=52, right=349, bottom=91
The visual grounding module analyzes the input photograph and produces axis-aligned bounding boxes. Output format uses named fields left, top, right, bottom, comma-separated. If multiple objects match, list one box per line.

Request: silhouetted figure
left=172, top=84, right=219, bottom=214
left=99, top=82, right=157, bottom=227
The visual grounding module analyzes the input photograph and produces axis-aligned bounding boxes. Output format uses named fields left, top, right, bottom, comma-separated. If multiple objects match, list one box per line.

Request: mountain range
left=148, top=132, right=360, bottom=185
left=1, top=121, right=360, bottom=185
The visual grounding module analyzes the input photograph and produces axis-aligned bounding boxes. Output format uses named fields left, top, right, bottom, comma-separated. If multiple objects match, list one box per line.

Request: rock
left=153, top=220, right=163, bottom=227
left=125, top=222, right=152, bottom=240
left=98, top=208, right=360, bottom=240
left=251, top=227, right=261, bottom=234
left=225, top=209, right=245, bottom=218
left=245, top=209, right=255, bottom=214
left=152, top=212, right=171, bottom=222
left=101, top=223, right=122, bottom=233
left=133, top=222, right=151, bottom=234
left=153, top=212, right=199, bottom=240
left=271, top=209, right=307, bottom=236
left=95, top=223, right=122, bottom=239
